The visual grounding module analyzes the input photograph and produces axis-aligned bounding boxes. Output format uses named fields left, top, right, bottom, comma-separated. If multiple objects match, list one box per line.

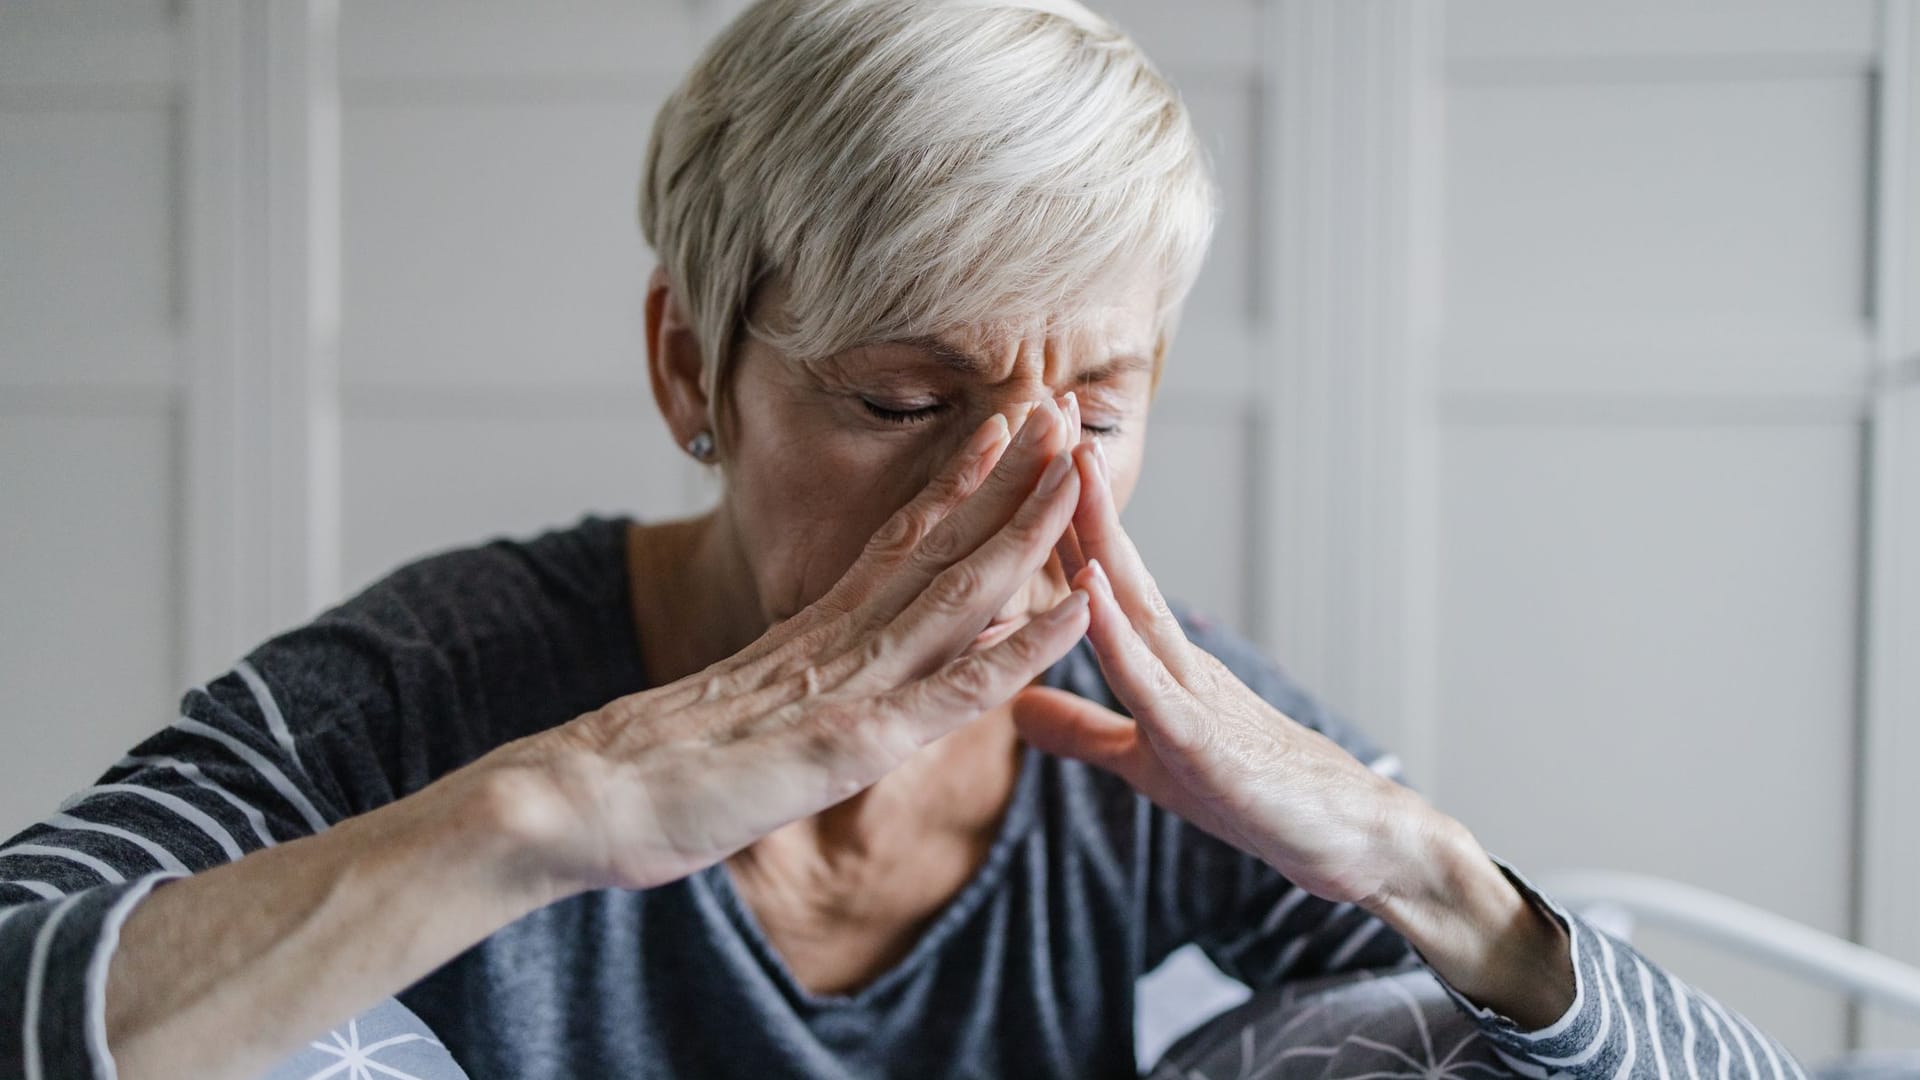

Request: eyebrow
left=891, top=336, right=1153, bottom=384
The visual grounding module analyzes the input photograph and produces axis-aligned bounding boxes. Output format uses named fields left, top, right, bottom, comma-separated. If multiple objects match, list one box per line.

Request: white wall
left=0, top=0, right=186, bottom=842
left=2, top=0, right=1916, bottom=1065
left=1431, top=1, right=1919, bottom=1058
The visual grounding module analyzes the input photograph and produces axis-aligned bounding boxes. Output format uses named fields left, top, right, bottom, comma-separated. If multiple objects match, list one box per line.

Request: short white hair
left=640, top=0, right=1216, bottom=433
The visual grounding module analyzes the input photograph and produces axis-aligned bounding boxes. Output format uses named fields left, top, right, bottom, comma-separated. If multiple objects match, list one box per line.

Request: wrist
left=452, top=747, right=608, bottom=910
left=1365, top=803, right=1576, bottom=1029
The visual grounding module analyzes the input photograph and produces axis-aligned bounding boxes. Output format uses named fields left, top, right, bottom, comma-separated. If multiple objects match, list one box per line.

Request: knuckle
left=865, top=505, right=934, bottom=561
left=926, top=562, right=983, bottom=614
left=1147, top=658, right=1185, bottom=701
left=928, top=464, right=975, bottom=507
left=912, top=521, right=967, bottom=568
left=809, top=583, right=857, bottom=618
left=1145, top=587, right=1178, bottom=625
left=797, top=718, right=844, bottom=768
left=941, top=654, right=998, bottom=703
left=857, top=629, right=898, bottom=677
left=998, top=625, right=1046, bottom=671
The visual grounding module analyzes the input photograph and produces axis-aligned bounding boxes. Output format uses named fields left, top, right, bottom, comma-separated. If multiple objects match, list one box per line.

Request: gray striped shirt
left=0, top=514, right=1807, bottom=1077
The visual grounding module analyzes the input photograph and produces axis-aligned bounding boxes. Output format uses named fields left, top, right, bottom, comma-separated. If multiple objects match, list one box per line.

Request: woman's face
left=716, top=275, right=1161, bottom=646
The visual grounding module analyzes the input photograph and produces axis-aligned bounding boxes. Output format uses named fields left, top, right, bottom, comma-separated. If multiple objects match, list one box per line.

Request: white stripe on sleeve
left=21, top=891, right=83, bottom=1080
left=59, top=784, right=243, bottom=861
left=1665, top=968, right=1702, bottom=1080
left=1634, top=954, right=1672, bottom=1080
left=1597, top=932, right=1636, bottom=1079
left=233, top=659, right=309, bottom=782
left=84, top=873, right=179, bottom=1079
left=1532, top=926, right=1613, bottom=1068
left=0, top=844, right=125, bottom=885
left=45, top=812, right=190, bottom=875
left=1703, top=993, right=1762, bottom=1080
left=120, top=754, right=279, bottom=849
left=171, top=717, right=329, bottom=834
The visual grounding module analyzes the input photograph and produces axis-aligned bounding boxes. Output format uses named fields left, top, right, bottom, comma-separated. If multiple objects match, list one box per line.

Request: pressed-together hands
left=494, top=391, right=1429, bottom=922
left=476, top=393, right=1586, bottom=1020
left=95, top=397, right=1563, bottom=1080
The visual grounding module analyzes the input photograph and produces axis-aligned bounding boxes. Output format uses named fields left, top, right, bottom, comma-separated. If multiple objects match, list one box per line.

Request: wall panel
left=1444, top=76, right=1872, bottom=395
left=1436, top=421, right=1861, bottom=1055
left=0, top=6, right=186, bottom=836
left=0, top=411, right=178, bottom=837
left=342, top=97, right=666, bottom=388
left=339, top=402, right=701, bottom=597
left=0, top=107, right=179, bottom=387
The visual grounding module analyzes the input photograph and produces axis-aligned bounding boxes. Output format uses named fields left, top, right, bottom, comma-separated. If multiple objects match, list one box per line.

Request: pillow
left=1147, top=965, right=1527, bottom=1080
left=258, top=996, right=469, bottom=1080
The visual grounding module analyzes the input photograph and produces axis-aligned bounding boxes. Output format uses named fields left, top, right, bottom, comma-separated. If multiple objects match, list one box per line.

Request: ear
left=644, top=265, right=711, bottom=454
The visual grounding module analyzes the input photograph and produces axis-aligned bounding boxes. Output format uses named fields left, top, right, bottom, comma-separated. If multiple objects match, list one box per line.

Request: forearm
left=1362, top=795, right=1576, bottom=1030
left=106, top=762, right=564, bottom=1079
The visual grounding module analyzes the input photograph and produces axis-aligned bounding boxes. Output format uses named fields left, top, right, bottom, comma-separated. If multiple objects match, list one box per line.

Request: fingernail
left=1091, top=440, right=1111, bottom=488
left=1036, top=451, right=1072, bottom=495
left=1048, top=588, right=1090, bottom=623
left=1015, top=398, right=1057, bottom=449
left=1089, top=557, right=1113, bottom=597
left=965, top=412, right=1010, bottom=458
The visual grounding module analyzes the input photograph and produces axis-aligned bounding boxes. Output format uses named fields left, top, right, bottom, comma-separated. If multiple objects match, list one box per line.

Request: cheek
left=1100, top=430, right=1149, bottom=513
left=727, top=425, right=933, bottom=616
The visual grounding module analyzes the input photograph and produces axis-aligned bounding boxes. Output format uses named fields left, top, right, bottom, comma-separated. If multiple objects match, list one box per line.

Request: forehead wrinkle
left=886, top=326, right=1149, bottom=391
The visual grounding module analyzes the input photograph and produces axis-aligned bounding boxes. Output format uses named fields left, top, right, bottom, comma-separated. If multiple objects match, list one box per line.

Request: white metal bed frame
left=1538, top=870, right=1920, bottom=1021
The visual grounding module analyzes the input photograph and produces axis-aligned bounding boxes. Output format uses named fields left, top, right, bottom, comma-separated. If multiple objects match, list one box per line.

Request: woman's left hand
left=1010, top=431, right=1440, bottom=914
left=1010, top=414, right=1578, bottom=1026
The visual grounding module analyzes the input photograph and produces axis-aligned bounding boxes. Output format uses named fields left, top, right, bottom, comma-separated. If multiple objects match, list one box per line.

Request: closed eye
left=862, top=398, right=945, bottom=425
left=862, top=395, right=1122, bottom=436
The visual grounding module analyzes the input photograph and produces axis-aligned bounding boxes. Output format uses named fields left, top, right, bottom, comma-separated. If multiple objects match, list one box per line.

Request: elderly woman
left=2, top=2, right=1804, bottom=1078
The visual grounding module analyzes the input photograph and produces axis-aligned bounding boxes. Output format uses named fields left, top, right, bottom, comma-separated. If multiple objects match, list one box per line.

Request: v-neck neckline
left=606, top=511, right=1081, bottom=1012
left=703, top=739, right=1046, bottom=1013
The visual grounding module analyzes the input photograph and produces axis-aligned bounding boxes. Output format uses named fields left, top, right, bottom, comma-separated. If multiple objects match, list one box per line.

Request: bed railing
left=1537, top=870, right=1920, bottom=1021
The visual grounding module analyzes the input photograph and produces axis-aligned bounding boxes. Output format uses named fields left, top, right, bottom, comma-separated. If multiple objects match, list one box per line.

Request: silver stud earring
left=685, top=430, right=715, bottom=462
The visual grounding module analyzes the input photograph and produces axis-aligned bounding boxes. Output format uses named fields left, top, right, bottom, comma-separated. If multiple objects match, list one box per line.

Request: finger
left=1068, top=440, right=1198, bottom=676
left=880, top=586, right=1091, bottom=744
left=1008, top=686, right=1136, bottom=768
left=1052, top=523, right=1086, bottom=585
left=1051, top=392, right=1088, bottom=582
left=722, top=411, right=1012, bottom=678
left=858, top=444, right=1083, bottom=684
left=856, top=395, right=1074, bottom=628
left=835, top=410, right=1013, bottom=600
left=1075, top=558, right=1206, bottom=754
left=1008, top=687, right=1192, bottom=811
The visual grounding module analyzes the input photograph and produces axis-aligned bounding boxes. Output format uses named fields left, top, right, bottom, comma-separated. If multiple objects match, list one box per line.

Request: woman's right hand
left=479, top=395, right=1090, bottom=897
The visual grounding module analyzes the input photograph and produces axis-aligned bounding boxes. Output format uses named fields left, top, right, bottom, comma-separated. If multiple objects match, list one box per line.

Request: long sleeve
left=0, top=517, right=639, bottom=1079
left=0, top=662, right=343, bottom=1078
left=1161, top=606, right=1811, bottom=1078
left=1424, top=851, right=1811, bottom=1079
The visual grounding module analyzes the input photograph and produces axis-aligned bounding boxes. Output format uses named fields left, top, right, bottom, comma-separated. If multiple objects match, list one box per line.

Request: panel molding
left=182, top=0, right=343, bottom=683
left=1857, top=0, right=1920, bottom=1051
left=1438, top=392, right=1871, bottom=428
left=1438, top=339, right=1878, bottom=400
left=1448, top=53, right=1877, bottom=87
left=0, top=383, right=179, bottom=418
left=1254, top=0, right=1444, bottom=789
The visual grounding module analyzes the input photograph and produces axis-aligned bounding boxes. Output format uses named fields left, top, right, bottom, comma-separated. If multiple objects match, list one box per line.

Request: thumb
left=1010, top=687, right=1139, bottom=770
